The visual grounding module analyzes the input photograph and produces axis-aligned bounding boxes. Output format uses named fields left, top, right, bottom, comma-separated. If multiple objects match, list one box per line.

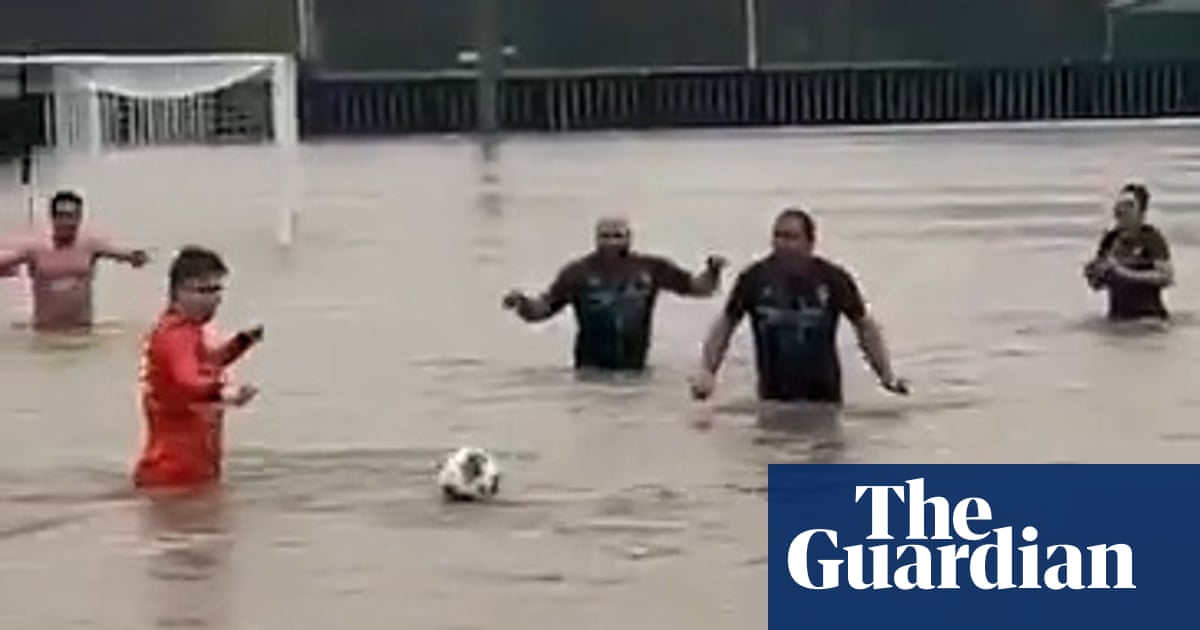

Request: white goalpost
left=0, top=53, right=301, bottom=246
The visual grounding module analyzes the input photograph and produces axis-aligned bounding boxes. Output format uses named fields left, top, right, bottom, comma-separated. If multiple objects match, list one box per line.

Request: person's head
left=168, top=245, right=229, bottom=323
left=49, top=190, right=83, bottom=245
left=593, top=216, right=632, bottom=258
left=1113, top=182, right=1150, bottom=230
left=771, top=207, right=816, bottom=259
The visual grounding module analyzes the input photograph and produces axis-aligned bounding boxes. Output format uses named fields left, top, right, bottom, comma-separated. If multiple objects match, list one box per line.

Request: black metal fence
left=300, top=60, right=1200, bottom=137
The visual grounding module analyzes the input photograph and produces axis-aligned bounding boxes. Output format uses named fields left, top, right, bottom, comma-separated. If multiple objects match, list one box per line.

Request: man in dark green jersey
left=503, top=216, right=726, bottom=372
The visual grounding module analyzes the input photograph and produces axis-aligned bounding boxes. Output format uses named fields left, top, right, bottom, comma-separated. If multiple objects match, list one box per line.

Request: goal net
left=0, top=54, right=300, bottom=247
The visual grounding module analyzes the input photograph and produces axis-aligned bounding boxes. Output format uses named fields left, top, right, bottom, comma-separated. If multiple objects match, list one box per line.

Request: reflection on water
left=138, top=489, right=232, bottom=630
left=694, top=400, right=848, bottom=464
left=754, top=402, right=847, bottom=464
left=2, top=123, right=1200, bottom=627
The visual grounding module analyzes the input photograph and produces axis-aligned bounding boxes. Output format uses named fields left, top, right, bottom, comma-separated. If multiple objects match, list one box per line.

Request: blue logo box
left=768, top=464, right=1200, bottom=628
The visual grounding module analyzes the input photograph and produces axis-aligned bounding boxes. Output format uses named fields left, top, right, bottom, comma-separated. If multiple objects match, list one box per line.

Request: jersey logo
left=815, top=283, right=830, bottom=308
left=635, top=271, right=652, bottom=291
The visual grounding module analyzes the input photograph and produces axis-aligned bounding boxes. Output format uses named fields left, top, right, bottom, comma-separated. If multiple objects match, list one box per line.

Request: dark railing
left=4, top=60, right=1199, bottom=155
left=300, top=60, right=1200, bottom=137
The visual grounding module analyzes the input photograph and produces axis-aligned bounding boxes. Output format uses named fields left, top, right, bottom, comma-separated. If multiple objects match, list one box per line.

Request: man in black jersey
left=1083, top=183, right=1174, bottom=321
left=690, top=207, right=907, bottom=404
left=503, top=216, right=726, bottom=372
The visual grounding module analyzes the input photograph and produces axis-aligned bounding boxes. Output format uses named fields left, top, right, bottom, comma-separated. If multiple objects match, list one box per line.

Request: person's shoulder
left=1141, top=223, right=1169, bottom=240
left=574, top=251, right=604, bottom=266
left=720, top=257, right=769, bottom=297
left=631, top=251, right=669, bottom=266
left=545, top=253, right=583, bottom=276
left=78, top=231, right=116, bottom=251
left=734, top=256, right=770, bottom=280
left=149, top=311, right=197, bottom=342
left=1140, top=224, right=1172, bottom=256
left=549, top=254, right=595, bottom=288
left=745, top=255, right=773, bottom=271
left=1094, top=227, right=1119, bottom=248
left=563, top=252, right=598, bottom=274
left=813, top=256, right=857, bottom=282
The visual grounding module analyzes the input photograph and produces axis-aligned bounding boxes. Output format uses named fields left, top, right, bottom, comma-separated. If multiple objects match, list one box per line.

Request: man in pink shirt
left=0, top=190, right=149, bottom=332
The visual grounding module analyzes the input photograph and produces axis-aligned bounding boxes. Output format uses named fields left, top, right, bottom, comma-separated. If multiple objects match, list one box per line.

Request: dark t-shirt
left=724, top=255, right=866, bottom=403
left=544, top=252, right=694, bottom=370
left=1093, top=225, right=1171, bottom=320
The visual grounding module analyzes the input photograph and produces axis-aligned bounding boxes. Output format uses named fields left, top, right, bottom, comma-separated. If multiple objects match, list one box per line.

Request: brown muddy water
left=2, top=121, right=1200, bottom=628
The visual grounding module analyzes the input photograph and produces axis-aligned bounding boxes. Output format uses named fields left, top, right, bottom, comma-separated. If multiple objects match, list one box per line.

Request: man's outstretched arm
left=655, top=255, right=727, bottom=298
left=0, top=248, right=29, bottom=273
left=93, top=239, right=149, bottom=267
left=503, top=264, right=575, bottom=322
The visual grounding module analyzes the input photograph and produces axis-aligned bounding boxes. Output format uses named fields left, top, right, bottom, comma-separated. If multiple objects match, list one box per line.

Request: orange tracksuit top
left=133, top=309, right=254, bottom=488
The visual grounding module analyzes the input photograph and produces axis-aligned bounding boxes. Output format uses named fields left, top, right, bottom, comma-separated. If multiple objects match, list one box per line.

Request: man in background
left=1083, top=182, right=1174, bottom=322
left=0, top=190, right=149, bottom=332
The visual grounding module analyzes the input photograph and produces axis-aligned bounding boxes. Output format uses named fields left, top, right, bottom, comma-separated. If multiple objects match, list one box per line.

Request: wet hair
left=49, top=190, right=83, bottom=214
left=775, top=207, right=816, bottom=241
left=168, top=245, right=228, bottom=296
left=1120, top=183, right=1150, bottom=212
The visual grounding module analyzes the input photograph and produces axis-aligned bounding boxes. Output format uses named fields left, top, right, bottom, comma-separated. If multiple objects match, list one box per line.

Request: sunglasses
left=184, top=283, right=224, bottom=295
left=597, top=231, right=629, bottom=239
left=774, top=229, right=807, bottom=239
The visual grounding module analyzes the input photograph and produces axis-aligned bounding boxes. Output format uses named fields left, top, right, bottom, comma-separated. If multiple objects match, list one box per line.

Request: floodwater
left=2, top=121, right=1200, bottom=628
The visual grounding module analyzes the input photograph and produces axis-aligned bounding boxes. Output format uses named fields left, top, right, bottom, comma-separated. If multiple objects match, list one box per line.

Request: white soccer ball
left=437, top=447, right=501, bottom=501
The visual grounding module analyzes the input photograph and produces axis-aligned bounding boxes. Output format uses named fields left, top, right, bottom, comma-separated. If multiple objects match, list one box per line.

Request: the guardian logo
left=788, top=478, right=1135, bottom=591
